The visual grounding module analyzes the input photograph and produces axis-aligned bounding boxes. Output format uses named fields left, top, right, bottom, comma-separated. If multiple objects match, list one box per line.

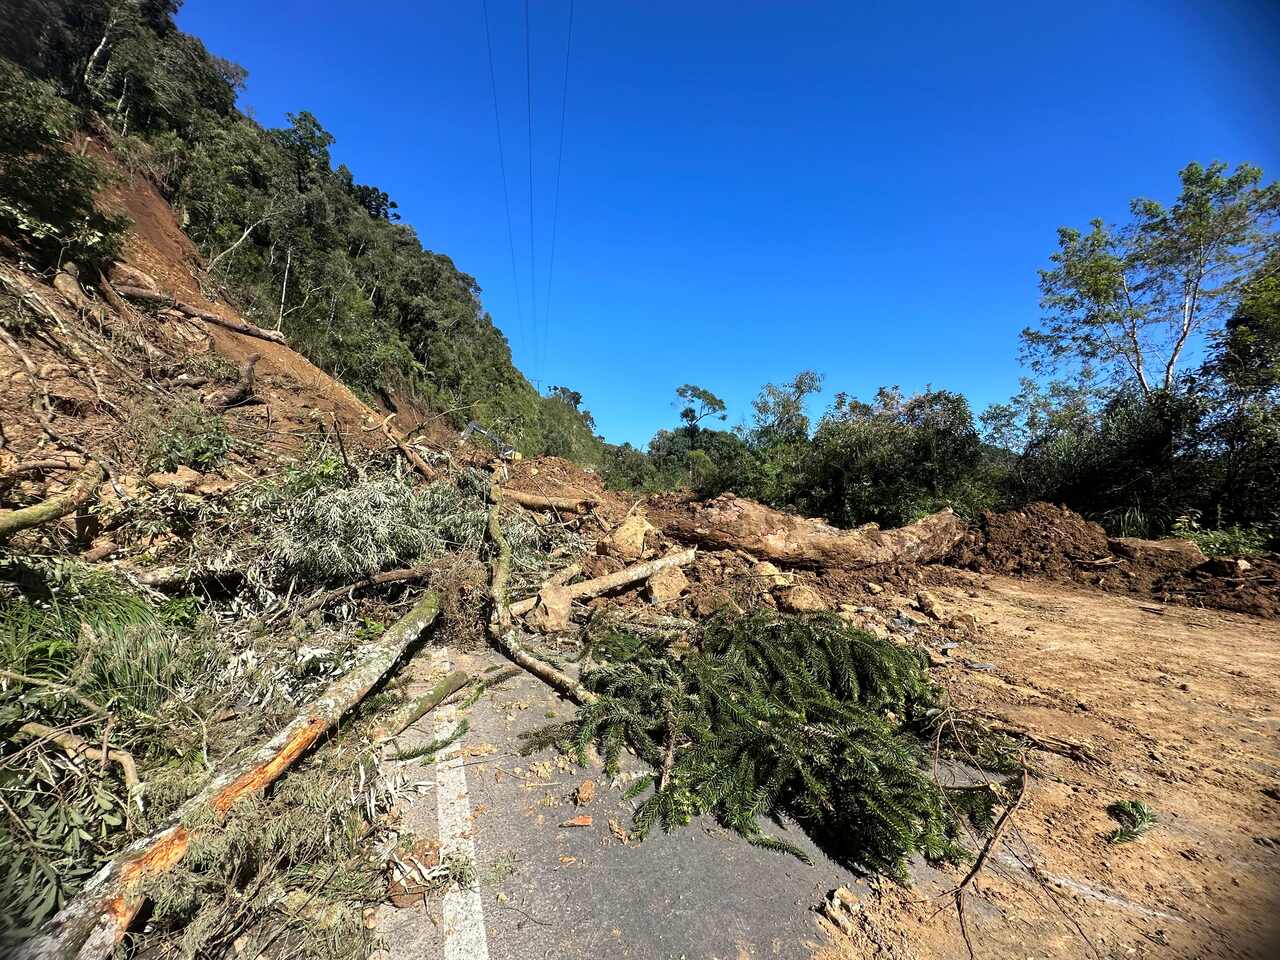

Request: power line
left=481, top=0, right=526, bottom=357
left=543, top=0, right=575, bottom=360
left=524, top=0, right=538, bottom=381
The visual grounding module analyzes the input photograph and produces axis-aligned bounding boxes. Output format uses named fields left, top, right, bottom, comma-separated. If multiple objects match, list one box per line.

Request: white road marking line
left=434, top=652, right=490, bottom=960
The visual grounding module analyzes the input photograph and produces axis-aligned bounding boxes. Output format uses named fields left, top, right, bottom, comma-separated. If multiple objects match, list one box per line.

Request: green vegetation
left=604, top=165, right=1280, bottom=550
left=528, top=611, right=1004, bottom=879
left=138, top=402, right=233, bottom=472
left=1105, top=799, right=1157, bottom=844
left=0, top=60, right=126, bottom=267
left=1, top=2, right=601, bottom=459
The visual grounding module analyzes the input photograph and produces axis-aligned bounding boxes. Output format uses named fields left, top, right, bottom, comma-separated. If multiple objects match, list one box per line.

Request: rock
left=863, top=622, right=891, bottom=641
left=916, top=590, right=942, bottom=619
left=645, top=565, right=689, bottom=603
left=602, top=513, right=655, bottom=561
left=865, top=582, right=884, bottom=595
left=583, top=554, right=625, bottom=579
left=526, top=586, right=572, bottom=633
left=574, top=779, right=596, bottom=806
left=109, top=262, right=159, bottom=291
left=146, top=464, right=203, bottom=492
left=950, top=612, right=978, bottom=633
left=194, top=475, right=237, bottom=496
left=775, top=584, right=830, bottom=613
left=752, top=560, right=793, bottom=587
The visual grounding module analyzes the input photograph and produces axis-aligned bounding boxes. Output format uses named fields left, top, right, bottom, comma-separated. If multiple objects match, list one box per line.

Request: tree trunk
left=0, top=462, right=105, bottom=542
left=653, top=495, right=966, bottom=570
left=18, top=593, right=442, bottom=960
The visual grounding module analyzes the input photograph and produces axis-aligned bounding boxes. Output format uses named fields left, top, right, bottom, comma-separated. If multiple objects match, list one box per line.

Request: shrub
left=140, top=403, right=233, bottom=473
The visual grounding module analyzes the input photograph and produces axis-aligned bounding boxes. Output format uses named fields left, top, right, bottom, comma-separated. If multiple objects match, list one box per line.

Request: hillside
left=2, top=0, right=604, bottom=463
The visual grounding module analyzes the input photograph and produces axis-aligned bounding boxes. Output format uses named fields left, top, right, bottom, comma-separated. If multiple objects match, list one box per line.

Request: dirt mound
left=950, top=502, right=1110, bottom=577
left=504, top=456, right=605, bottom=501
left=952, top=502, right=1280, bottom=619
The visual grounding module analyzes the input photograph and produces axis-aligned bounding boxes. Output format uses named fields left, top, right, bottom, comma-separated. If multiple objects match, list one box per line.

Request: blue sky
left=177, top=0, right=1280, bottom=447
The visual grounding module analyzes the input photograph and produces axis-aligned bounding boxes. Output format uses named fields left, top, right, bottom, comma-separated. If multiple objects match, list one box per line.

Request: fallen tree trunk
left=19, top=592, right=442, bottom=960
left=380, top=416, right=438, bottom=482
left=113, top=286, right=287, bottom=345
left=509, top=548, right=697, bottom=617
left=0, top=461, right=105, bottom=542
left=656, top=494, right=966, bottom=570
left=496, top=488, right=597, bottom=513
left=203, top=353, right=260, bottom=410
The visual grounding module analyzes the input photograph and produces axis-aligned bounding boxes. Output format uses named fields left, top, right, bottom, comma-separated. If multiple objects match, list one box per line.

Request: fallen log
left=203, top=353, right=260, bottom=410
left=113, top=286, right=287, bottom=345
left=380, top=416, right=438, bottom=481
left=373, top=669, right=470, bottom=742
left=0, top=461, right=105, bottom=541
left=656, top=494, right=965, bottom=570
left=497, top=488, right=597, bottom=513
left=19, top=592, right=442, bottom=960
left=509, top=549, right=697, bottom=618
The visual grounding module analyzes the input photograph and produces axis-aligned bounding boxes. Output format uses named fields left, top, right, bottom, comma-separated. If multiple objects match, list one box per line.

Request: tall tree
left=674, top=384, right=727, bottom=436
left=1024, top=162, right=1279, bottom=396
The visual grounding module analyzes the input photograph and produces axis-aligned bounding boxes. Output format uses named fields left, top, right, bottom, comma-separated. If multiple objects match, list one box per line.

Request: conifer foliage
left=530, top=611, right=992, bottom=879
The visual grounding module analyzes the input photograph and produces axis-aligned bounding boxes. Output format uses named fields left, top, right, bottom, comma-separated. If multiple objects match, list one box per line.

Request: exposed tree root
left=18, top=592, right=442, bottom=960
left=203, top=353, right=260, bottom=410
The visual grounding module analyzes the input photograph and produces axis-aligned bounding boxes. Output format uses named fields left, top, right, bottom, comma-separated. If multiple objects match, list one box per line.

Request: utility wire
left=524, top=0, right=538, bottom=383
left=543, top=0, right=575, bottom=360
left=481, top=0, right=526, bottom=357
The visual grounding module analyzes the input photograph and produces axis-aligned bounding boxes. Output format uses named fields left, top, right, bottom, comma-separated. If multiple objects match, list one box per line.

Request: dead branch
left=294, top=564, right=433, bottom=617
left=18, top=721, right=140, bottom=795
left=374, top=669, right=470, bottom=742
left=496, top=488, right=597, bottom=513
left=203, top=353, right=260, bottom=410
left=0, top=461, right=105, bottom=541
left=18, top=592, right=442, bottom=960
left=952, top=768, right=1028, bottom=960
left=485, top=498, right=595, bottom=704
left=509, top=548, right=697, bottom=617
left=113, top=286, right=288, bottom=345
left=379, top=414, right=438, bottom=481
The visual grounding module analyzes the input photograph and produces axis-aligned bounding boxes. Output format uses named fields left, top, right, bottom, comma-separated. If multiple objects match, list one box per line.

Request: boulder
left=146, top=465, right=203, bottom=493
left=526, top=586, right=572, bottom=633
left=916, top=590, right=942, bottom=620
left=752, top=560, right=793, bottom=587
left=645, top=565, right=689, bottom=603
left=602, top=514, right=654, bottom=561
left=775, top=583, right=830, bottom=613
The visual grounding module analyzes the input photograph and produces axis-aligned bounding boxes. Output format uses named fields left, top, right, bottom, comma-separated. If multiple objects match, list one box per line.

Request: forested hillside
left=1, top=0, right=604, bottom=461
